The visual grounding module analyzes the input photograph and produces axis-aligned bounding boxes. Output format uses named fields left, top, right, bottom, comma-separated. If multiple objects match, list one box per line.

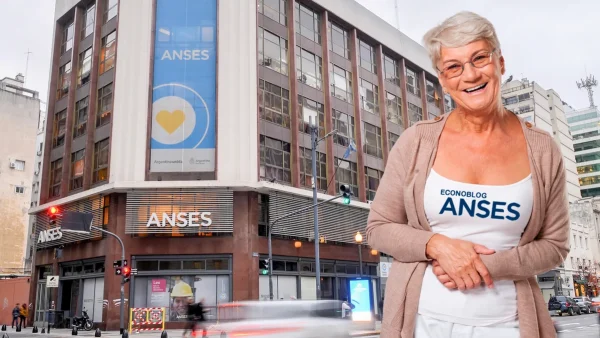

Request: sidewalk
left=0, top=322, right=382, bottom=337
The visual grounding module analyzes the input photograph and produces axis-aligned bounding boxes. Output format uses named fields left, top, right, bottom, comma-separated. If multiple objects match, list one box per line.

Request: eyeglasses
left=438, top=49, right=497, bottom=79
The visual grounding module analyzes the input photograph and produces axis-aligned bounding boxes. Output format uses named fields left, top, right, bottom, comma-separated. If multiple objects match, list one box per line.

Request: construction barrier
left=128, top=307, right=166, bottom=333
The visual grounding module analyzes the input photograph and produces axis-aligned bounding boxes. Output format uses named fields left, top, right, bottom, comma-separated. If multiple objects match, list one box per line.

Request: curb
left=350, top=331, right=381, bottom=337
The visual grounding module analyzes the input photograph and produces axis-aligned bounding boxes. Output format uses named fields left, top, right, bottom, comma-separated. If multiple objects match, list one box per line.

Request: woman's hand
left=426, top=234, right=496, bottom=290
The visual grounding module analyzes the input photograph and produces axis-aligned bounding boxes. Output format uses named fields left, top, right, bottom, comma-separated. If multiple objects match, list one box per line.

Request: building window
left=104, top=0, right=118, bottom=23
left=258, top=0, right=287, bottom=26
left=335, top=158, right=358, bottom=198
left=384, top=55, right=400, bottom=86
left=294, top=2, right=320, bottom=44
left=359, top=40, right=376, bottom=73
left=388, top=132, right=399, bottom=150
left=298, top=96, right=325, bottom=137
left=260, top=135, right=291, bottom=183
left=363, top=123, right=383, bottom=158
left=296, top=48, right=322, bottom=89
left=330, top=64, right=352, bottom=102
left=259, top=80, right=290, bottom=128
left=73, top=97, right=89, bottom=138
left=300, top=147, right=327, bottom=191
left=78, top=48, right=93, bottom=87
left=93, top=138, right=109, bottom=183
left=579, top=174, right=600, bottom=187
left=97, top=83, right=113, bottom=127
left=53, top=109, right=67, bottom=148
left=99, top=31, right=116, bottom=74
left=81, top=4, right=96, bottom=38
left=365, top=167, right=383, bottom=201
left=11, top=160, right=25, bottom=171
left=426, top=79, right=441, bottom=108
left=15, top=186, right=25, bottom=194
left=70, top=149, right=85, bottom=191
left=360, top=79, right=379, bottom=114
left=333, top=110, right=355, bottom=147
left=61, top=22, right=74, bottom=54
left=386, top=92, right=403, bottom=126
left=405, top=67, right=421, bottom=97
left=328, top=22, right=349, bottom=59
left=57, top=62, right=71, bottom=100
left=50, top=159, right=63, bottom=197
left=258, top=28, right=288, bottom=75
left=408, top=103, right=423, bottom=126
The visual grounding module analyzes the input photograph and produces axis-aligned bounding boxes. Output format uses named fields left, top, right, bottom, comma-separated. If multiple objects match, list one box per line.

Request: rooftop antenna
left=577, top=75, right=598, bottom=108
left=24, top=49, right=32, bottom=87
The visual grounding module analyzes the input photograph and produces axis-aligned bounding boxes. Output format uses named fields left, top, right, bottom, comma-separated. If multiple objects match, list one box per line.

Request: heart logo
left=156, top=110, right=186, bottom=134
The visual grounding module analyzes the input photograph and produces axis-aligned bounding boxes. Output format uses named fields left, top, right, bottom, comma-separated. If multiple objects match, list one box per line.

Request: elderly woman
left=366, top=11, right=569, bottom=338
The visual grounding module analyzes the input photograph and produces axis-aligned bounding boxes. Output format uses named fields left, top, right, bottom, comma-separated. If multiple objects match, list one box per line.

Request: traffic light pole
left=90, top=225, right=125, bottom=334
left=267, top=194, right=343, bottom=300
left=310, top=117, right=322, bottom=300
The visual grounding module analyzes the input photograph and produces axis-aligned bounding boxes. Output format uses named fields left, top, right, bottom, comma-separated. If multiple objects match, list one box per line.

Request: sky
left=0, top=0, right=598, bottom=111
left=357, top=0, right=600, bottom=109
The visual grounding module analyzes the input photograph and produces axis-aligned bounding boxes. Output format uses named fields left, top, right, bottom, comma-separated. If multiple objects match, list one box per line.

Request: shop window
left=159, top=261, right=182, bottom=270
left=335, top=265, right=346, bottom=274
left=137, top=260, right=159, bottom=271
left=322, top=264, right=334, bottom=273
left=206, top=258, right=229, bottom=270
left=182, top=261, right=206, bottom=270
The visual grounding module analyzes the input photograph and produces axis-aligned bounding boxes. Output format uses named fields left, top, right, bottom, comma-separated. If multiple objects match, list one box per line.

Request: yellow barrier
left=128, top=307, right=166, bottom=333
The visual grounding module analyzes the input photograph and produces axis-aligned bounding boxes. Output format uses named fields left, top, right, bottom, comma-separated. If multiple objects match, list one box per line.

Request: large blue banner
left=150, top=0, right=217, bottom=172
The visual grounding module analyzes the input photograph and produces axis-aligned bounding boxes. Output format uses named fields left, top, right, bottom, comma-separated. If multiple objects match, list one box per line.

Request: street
left=554, top=312, right=600, bottom=337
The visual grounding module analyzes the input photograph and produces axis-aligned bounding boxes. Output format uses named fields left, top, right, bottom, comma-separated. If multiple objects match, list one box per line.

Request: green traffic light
left=343, top=196, right=351, bottom=204
left=261, top=269, right=269, bottom=275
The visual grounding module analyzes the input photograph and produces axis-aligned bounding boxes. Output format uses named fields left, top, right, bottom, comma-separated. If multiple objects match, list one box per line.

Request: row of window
left=60, top=0, right=118, bottom=54
left=57, top=30, right=116, bottom=100
left=49, top=137, right=109, bottom=197
left=259, top=134, right=388, bottom=201
left=53, top=82, right=113, bottom=148
left=257, top=1, right=441, bottom=104
left=259, top=78, right=413, bottom=141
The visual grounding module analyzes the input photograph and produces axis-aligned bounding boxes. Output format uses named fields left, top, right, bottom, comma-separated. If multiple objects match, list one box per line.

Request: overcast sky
left=0, top=0, right=598, bottom=111
left=358, top=0, right=600, bottom=109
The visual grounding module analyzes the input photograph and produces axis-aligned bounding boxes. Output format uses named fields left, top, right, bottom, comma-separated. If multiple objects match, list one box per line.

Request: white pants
left=415, top=314, right=520, bottom=338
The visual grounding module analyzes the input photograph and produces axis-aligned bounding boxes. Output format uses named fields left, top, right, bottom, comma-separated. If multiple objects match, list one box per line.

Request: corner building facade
left=31, top=0, right=445, bottom=330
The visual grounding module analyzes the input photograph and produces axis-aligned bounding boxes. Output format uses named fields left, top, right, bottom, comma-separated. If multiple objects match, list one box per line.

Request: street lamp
left=355, top=232, right=363, bottom=276
left=294, top=241, right=302, bottom=248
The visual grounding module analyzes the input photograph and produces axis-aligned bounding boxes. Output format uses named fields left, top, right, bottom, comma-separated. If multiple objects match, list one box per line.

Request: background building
left=566, top=105, right=600, bottom=198
left=502, top=78, right=581, bottom=202
left=30, top=0, right=444, bottom=330
left=0, top=74, right=41, bottom=276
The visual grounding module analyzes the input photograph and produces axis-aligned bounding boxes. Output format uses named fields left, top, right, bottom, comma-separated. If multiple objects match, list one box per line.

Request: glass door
left=34, top=283, right=47, bottom=322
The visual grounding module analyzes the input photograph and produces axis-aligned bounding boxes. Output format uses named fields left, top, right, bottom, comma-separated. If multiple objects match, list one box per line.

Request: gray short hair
left=422, top=11, right=501, bottom=70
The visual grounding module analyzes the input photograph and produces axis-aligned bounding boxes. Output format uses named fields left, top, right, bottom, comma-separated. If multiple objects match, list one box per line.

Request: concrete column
left=349, top=29, right=367, bottom=202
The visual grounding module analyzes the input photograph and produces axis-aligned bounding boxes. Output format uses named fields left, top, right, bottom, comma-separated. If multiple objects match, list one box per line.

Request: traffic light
left=260, top=259, right=270, bottom=275
left=48, top=206, right=59, bottom=227
left=122, top=266, right=131, bottom=284
left=339, top=185, right=352, bottom=204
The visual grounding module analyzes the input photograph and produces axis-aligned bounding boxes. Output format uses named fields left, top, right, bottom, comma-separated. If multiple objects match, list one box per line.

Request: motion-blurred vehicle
left=208, top=300, right=352, bottom=338
left=573, top=296, right=594, bottom=313
left=548, top=296, right=582, bottom=316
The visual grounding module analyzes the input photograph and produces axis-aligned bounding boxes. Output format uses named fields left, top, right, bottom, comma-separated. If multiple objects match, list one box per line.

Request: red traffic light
left=123, top=266, right=131, bottom=275
left=49, top=206, right=59, bottom=215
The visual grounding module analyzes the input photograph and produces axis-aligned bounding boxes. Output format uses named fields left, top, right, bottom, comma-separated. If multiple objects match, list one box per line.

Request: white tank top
left=418, top=168, right=533, bottom=326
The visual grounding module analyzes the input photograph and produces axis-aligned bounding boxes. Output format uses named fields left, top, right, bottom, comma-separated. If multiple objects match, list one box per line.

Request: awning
left=538, top=281, right=556, bottom=289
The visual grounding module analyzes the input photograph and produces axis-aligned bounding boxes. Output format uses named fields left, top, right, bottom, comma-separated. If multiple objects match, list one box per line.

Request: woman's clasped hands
left=425, top=234, right=496, bottom=290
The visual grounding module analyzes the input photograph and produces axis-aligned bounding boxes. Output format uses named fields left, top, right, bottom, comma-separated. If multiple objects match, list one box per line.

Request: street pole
left=358, top=245, right=363, bottom=276
left=90, top=226, right=125, bottom=334
left=310, top=116, right=321, bottom=300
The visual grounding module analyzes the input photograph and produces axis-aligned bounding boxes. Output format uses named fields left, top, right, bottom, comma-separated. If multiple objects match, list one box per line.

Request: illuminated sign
left=145, top=212, right=212, bottom=228
left=38, top=227, right=63, bottom=243
left=349, top=278, right=373, bottom=322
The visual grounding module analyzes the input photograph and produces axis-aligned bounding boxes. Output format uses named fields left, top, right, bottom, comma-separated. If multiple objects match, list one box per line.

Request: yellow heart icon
left=156, top=110, right=186, bottom=134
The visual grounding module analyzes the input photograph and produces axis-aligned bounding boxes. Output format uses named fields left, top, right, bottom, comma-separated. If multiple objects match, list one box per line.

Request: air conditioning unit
left=9, top=162, right=16, bottom=169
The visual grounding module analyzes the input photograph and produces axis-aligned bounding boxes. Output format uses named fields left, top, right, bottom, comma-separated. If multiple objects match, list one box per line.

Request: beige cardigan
left=366, top=112, right=569, bottom=338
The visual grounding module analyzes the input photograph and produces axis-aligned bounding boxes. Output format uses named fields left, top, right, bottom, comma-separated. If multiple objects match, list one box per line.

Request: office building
left=0, top=74, right=41, bottom=275
left=502, top=79, right=581, bottom=202
left=30, top=0, right=446, bottom=329
left=567, top=105, right=600, bottom=198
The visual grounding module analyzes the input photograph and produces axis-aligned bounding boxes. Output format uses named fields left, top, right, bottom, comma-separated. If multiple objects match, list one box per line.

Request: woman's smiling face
left=438, top=40, right=505, bottom=113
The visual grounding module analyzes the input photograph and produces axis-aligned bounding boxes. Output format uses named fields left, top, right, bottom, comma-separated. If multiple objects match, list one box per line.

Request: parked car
left=548, top=296, right=582, bottom=316
left=573, top=296, right=595, bottom=314
left=589, top=296, right=600, bottom=313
